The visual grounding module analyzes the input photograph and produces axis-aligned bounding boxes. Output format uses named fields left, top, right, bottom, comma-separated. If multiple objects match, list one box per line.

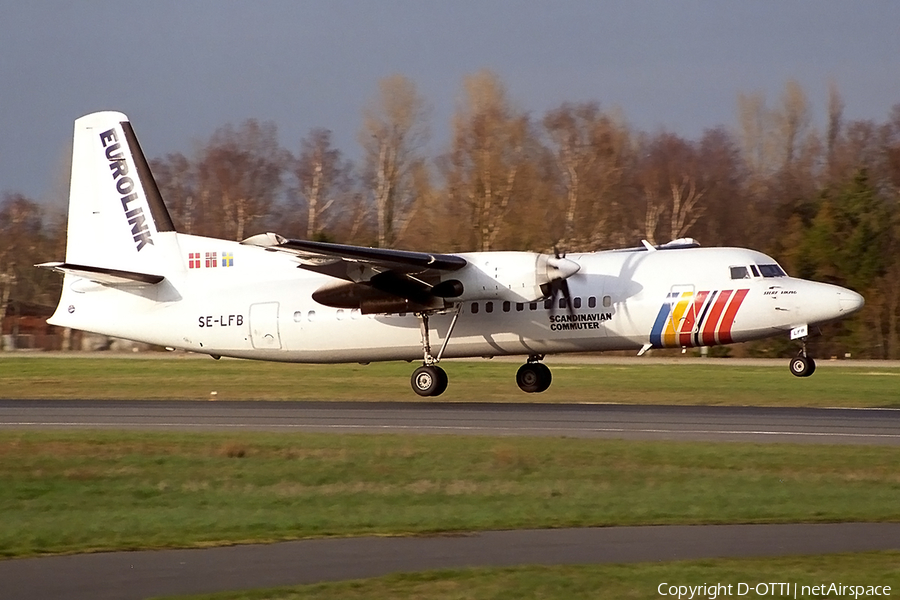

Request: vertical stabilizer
left=64, top=111, right=181, bottom=275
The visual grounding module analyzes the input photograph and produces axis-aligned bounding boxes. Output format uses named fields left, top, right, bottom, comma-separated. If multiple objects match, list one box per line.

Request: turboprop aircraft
left=40, top=112, right=865, bottom=396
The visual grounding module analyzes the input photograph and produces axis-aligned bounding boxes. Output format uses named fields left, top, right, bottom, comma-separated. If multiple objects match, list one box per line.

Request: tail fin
left=61, top=111, right=181, bottom=276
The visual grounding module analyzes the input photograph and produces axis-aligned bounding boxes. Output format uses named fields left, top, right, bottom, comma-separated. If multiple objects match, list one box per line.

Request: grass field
left=2, top=430, right=898, bottom=558
left=160, top=552, right=900, bottom=600
left=3, top=356, right=897, bottom=598
left=2, top=355, right=900, bottom=406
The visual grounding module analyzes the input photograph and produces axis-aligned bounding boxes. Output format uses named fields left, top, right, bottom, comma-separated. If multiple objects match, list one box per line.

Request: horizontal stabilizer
left=36, top=262, right=164, bottom=285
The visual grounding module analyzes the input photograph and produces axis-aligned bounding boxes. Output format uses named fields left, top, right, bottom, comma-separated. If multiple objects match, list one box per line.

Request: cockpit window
left=758, top=264, right=787, bottom=277
left=750, top=265, right=760, bottom=277
left=730, top=266, right=750, bottom=280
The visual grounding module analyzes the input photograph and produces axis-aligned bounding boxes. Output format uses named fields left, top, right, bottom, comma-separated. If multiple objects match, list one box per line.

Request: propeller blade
left=548, top=278, right=576, bottom=317
left=560, top=279, right=575, bottom=317
left=543, top=248, right=580, bottom=317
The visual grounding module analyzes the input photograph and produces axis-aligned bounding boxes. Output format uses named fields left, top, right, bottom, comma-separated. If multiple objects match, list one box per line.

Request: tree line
left=2, top=72, right=900, bottom=357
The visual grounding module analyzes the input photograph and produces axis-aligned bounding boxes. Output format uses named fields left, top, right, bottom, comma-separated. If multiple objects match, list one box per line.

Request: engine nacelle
left=440, top=252, right=579, bottom=303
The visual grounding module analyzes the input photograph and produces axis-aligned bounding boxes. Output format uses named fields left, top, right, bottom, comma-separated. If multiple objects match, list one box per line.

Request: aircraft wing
left=36, top=262, right=165, bottom=285
left=241, top=233, right=468, bottom=313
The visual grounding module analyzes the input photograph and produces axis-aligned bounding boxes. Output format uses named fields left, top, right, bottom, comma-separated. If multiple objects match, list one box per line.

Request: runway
left=1, top=400, right=899, bottom=445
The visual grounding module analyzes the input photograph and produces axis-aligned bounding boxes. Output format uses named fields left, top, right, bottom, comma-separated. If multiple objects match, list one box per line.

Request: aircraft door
left=249, top=302, right=282, bottom=350
left=667, top=284, right=699, bottom=347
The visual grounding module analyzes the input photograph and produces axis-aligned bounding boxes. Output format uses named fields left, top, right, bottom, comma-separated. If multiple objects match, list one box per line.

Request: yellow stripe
left=663, top=292, right=693, bottom=347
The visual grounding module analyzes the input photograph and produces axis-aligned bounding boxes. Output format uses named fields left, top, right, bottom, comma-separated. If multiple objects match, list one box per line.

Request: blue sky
left=2, top=1, right=899, bottom=205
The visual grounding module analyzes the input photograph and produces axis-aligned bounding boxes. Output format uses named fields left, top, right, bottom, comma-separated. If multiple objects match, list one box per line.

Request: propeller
left=544, top=247, right=580, bottom=316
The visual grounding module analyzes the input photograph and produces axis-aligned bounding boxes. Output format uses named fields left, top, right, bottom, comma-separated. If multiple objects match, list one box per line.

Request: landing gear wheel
left=535, top=363, right=552, bottom=392
left=789, top=356, right=816, bottom=378
left=516, top=362, right=553, bottom=393
left=411, top=365, right=448, bottom=397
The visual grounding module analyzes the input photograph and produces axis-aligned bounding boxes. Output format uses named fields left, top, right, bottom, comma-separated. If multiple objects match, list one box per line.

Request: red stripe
left=701, top=290, right=731, bottom=346
left=717, top=289, right=749, bottom=345
left=678, top=290, right=708, bottom=347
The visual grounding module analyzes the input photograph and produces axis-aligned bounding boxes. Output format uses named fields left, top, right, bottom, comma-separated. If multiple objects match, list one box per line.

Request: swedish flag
left=221, top=252, right=234, bottom=267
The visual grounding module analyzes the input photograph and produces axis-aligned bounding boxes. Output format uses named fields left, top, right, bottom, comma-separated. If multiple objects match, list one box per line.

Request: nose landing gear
left=789, top=336, right=817, bottom=378
left=789, top=354, right=817, bottom=377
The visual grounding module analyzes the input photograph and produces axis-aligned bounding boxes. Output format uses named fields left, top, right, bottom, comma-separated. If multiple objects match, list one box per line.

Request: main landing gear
left=411, top=364, right=449, bottom=397
left=516, top=355, right=552, bottom=393
left=410, top=308, right=461, bottom=397
left=408, top=309, right=555, bottom=396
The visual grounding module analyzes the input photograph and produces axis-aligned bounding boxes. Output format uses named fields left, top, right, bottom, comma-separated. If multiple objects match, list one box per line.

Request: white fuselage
left=49, top=233, right=862, bottom=363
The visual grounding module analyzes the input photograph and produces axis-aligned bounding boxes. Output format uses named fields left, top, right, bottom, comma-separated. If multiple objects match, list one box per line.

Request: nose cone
left=838, top=289, right=865, bottom=315
left=547, top=257, right=581, bottom=281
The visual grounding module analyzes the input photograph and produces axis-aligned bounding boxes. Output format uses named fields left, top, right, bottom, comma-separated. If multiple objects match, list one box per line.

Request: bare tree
left=195, top=120, right=288, bottom=240
left=668, top=176, right=705, bottom=241
left=543, top=102, right=630, bottom=250
left=826, top=80, right=845, bottom=179
left=775, top=79, right=812, bottom=172
left=444, top=70, right=531, bottom=251
left=294, top=128, right=354, bottom=239
left=359, top=74, right=431, bottom=247
left=0, top=194, right=60, bottom=338
left=694, top=127, right=750, bottom=246
left=737, top=90, right=775, bottom=191
left=634, top=132, right=705, bottom=245
left=151, top=152, right=196, bottom=233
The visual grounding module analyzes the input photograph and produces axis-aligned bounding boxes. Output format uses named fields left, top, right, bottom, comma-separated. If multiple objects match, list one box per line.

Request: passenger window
left=559, top=297, right=567, bottom=310
left=588, top=296, right=596, bottom=309
left=544, top=299, right=553, bottom=310
left=750, top=265, right=760, bottom=277
left=337, top=309, right=345, bottom=320
left=307, top=310, right=316, bottom=321
left=516, top=303, right=524, bottom=312
left=603, top=295, right=612, bottom=308
left=486, top=302, right=494, bottom=313
left=471, top=302, right=479, bottom=314
left=529, top=302, right=537, bottom=311
left=573, top=297, right=582, bottom=309
left=730, top=266, right=750, bottom=280
left=293, top=311, right=303, bottom=322
left=502, top=301, right=511, bottom=312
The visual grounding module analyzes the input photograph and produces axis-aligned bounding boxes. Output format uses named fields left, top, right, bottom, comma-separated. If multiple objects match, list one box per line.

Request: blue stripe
left=649, top=292, right=678, bottom=348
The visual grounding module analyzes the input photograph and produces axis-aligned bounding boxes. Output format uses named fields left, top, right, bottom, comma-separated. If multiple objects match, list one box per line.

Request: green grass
left=2, top=356, right=900, bottom=406
left=157, top=552, right=900, bottom=599
left=2, top=430, right=899, bottom=558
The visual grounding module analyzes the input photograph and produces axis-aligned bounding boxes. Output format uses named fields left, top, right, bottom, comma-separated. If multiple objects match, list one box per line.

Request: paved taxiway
left=2, top=523, right=900, bottom=600
left=2, top=400, right=899, bottom=444
left=3, top=400, right=898, bottom=598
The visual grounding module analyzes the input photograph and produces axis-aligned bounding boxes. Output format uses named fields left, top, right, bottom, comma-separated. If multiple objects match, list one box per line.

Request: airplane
left=39, top=111, right=865, bottom=396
